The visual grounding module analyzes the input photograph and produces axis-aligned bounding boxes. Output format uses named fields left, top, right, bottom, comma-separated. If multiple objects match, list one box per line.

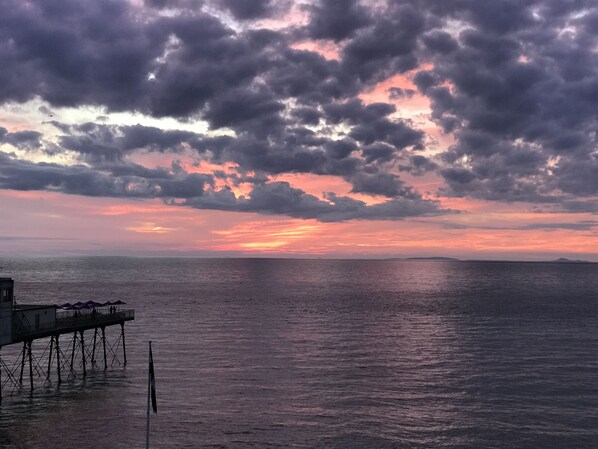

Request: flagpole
left=146, top=341, right=151, bottom=449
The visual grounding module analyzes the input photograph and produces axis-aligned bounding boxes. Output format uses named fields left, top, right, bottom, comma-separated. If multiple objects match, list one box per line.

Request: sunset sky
left=0, top=0, right=596, bottom=260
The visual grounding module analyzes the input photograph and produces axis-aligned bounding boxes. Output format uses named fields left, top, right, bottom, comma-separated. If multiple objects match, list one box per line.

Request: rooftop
left=15, top=304, right=57, bottom=311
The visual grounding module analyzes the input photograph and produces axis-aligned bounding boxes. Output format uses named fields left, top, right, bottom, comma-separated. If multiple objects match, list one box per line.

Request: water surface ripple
left=0, top=258, right=597, bottom=448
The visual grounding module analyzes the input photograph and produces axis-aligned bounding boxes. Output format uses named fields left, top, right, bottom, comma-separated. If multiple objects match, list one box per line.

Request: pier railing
left=13, top=309, right=135, bottom=341
left=55, top=309, right=135, bottom=330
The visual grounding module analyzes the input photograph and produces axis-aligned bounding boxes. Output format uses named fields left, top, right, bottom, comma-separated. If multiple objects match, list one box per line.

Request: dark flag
left=149, top=343, right=157, bottom=413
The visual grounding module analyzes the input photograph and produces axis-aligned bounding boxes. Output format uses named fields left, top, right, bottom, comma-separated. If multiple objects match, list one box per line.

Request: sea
left=0, top=257, right=597, bottom=448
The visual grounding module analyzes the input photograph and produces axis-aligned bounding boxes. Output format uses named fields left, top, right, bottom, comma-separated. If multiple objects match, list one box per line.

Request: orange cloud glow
left=272, top=172, right=387, bottom=205
left=211, top=220, right=325, bottom=253
left=126, top=223, right=178, bottom=234
left=207, top=213, right=597, bottom=259
left=0, top=188, right=595, bottom=260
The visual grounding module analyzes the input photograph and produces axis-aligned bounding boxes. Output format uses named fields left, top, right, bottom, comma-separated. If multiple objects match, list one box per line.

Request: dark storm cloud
left=40, top=122, right=423, bottom=201
left=213, top=132, right=360, bottom=178
left=349, top=173, right=418, bottom=198
left=203, top=86, right=286, bottom=136
left=0, top=0, right=166, bottom=109
left=422, top=31, right=459, bottom=55
left=147, top=17, right=270, bottom=118
left=0, top=152, right=153, bottom=197
left=265, top=46, right=361, bottom=105
left=53, top=123, right=200, bottom=162
left=305, top=0, right=372, bottom=42
left=218, top=0, right=293, bottom=21
left=340, top=3, right=425, bottom=82
left=518, top=221, right=598, bottom=231
left=0, top=0, right=596, bottom=219
left=1, top=130, right=452, bottom=221
left=552, top=157, right=598, bottom=197
left=0, top=0, right=423, bottom=145
left=560, top=200, right=598, bottom=214
left=291, top=107, right=322, bottom=125
left=0, top=141, right=451, bottom=220
left=324, top=139, right=357, bottom=160
left=183, top=181, right=450, bottom=222
left=423, top=219, right=598, bottom=232
left=419, top=0, right=536, bottom=34
left=399, top=155, right=437, bottom=176
left=416, top=1, right=598, bottom=203
left=221, top=0, right=273, bottom=20
left=323, top=99, right=395, bottom=124
left=361, top=143, right=395, bottom=164
left=0, top=128, right=43, bottom=150
left=0, top=151, right=212, bottom=199
left=156, top=173, right=212, bottom=198
left=350, top=120, right=423, bottom=150
left=0, top=0, right=285, bottom=118
left=322, top=99, right=424, bottom=150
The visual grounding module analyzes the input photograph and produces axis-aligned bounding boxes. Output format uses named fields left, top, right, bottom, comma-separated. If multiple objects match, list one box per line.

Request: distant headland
left=551, top=257, right=594, bottom=264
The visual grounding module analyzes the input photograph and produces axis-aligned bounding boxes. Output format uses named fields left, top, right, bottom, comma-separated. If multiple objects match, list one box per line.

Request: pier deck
left=0, top=277, right=134, bottom=400
left=11, top=309, right=135, bottom=343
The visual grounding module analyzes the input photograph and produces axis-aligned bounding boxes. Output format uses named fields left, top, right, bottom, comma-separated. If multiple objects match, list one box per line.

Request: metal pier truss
left=0, top=323, right=128, bottom=399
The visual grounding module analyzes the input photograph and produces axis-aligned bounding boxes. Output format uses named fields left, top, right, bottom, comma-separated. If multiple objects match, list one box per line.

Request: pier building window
left=1, top=289, right=11, bottom=302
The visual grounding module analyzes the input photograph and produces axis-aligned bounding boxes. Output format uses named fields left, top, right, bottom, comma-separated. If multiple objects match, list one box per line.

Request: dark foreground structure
left=0, top=277, right=134, bottom=401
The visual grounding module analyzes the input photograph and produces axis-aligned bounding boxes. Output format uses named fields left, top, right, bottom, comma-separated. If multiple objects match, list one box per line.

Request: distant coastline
left=1, top=254, right=597, bottom=264
left=384, top=256, right=596, bottom=264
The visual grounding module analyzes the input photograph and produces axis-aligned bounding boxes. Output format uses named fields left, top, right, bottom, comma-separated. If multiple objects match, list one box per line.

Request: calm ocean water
left=0, top=257, right=597, bottom=448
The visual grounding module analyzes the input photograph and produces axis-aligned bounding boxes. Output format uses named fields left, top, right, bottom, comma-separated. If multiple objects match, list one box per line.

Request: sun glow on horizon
left=126, top=223, right=178, bottom=234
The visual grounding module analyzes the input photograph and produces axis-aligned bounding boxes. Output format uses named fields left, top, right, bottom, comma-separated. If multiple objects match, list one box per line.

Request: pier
left=0, top=277, right=134, bottom=401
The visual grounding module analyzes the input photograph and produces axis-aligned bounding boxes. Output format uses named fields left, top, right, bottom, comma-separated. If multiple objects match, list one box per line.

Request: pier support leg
left=47, top=336, right=54, bottom=382
left=101, top=327, right=107, bottom=370
left=91, top=328, right=98, bottom=367
left=121, top=323, right=127, bottom=366
left=19, top=342, right=26, bottom=386
left=56, top=335, right=61, bottom=384
left=0, top=347, right=2, bottom=403
left=80, top=331, right=86, bottom=378
left=70, top=333, right=77, bottom=376
left=28, top=341, right=33, bottom=391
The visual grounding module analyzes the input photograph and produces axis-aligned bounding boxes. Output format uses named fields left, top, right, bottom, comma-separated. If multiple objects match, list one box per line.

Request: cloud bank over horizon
left=0, top=0, right=596, bottom=226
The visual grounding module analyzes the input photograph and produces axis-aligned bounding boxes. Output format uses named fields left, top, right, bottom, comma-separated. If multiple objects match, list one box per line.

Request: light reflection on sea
left=0, top=257, right=596, bottom=448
